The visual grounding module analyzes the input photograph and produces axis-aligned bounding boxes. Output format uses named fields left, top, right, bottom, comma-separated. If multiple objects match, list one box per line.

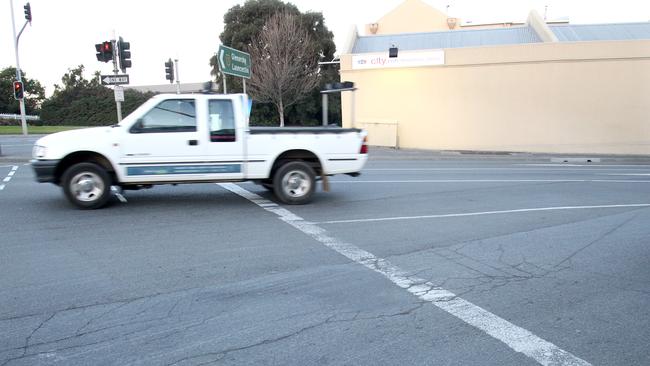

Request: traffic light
left=24, top=2, right=32, bottom=23
left=165, top=59, right=174, bottom=83
left=13, top=81, right=24, bottom=100
left=95, top=41, right=113, bottom=63
left=118, top=37, right=131, bottom=72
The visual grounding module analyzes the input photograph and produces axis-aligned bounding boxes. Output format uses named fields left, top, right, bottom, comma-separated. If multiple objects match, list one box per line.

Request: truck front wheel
left=61, top=163, right=112, bottom=209
left=273, top=161, right=315, bottom=205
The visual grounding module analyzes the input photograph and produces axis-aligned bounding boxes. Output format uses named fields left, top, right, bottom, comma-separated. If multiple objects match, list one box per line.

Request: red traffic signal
left=95, top=41, right=113, bottom=63
left=13, top=81, right=24, bottom=100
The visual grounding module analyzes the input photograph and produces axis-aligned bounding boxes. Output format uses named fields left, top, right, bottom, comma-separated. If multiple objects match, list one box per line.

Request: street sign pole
left=174, top=59, right=180, bottom=94
left=222, top=73, right=227, bottom=94
left=10, top=0, right=29, bottom=135
left=322, top=94, right=328, bottom=126
left=111, top=38, right=122, bottom=122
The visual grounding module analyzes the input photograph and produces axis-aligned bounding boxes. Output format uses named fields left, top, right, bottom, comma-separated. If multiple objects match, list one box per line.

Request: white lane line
left=517, top=164, right=650, bottom=167
left=318, top=204, right=650, bottom=225
left=219, top=183, right=591, bottom=366
left=0, top=165, right=18, bottom=191
left=602, top=173, right=650, bottom=176
left=332, top=179, right=650, bottom=183
left=365, top=168, right=650, bottom=171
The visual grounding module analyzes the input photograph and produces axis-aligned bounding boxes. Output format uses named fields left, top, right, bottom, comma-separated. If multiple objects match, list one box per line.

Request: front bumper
left=31, top=159, right=59, bottom=183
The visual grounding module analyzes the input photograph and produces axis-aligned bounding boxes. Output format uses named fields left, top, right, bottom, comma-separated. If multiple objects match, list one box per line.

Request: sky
left=2, top=0, right=649, bottom=96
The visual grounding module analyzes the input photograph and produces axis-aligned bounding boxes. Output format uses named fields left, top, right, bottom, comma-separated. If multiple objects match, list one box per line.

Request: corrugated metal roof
left=352, top=26, right=541, bottom=53
left=551, top=22, right=650, bottom=42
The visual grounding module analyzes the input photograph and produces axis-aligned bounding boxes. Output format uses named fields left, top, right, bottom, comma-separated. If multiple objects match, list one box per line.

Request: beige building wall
left=341, top=40, right=650, bottom=155
left=367, top=0, right=453, bottom=35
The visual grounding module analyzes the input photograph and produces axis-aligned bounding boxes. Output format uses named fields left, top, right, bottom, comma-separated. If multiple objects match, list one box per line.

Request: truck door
left=198, top=97, right=245, bottom=180
left=119, top=98, right=207, bottom=182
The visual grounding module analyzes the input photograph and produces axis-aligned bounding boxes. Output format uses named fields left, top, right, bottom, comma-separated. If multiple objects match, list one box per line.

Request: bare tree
left=247, top=11, right=320, bottom=127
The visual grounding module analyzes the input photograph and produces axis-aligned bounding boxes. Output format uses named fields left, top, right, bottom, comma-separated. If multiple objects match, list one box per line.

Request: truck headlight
left=33, top=145, right=47, bottom=159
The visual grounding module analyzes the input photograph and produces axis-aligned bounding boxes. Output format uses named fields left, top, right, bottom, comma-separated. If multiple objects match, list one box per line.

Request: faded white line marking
left=318, top=204, right=650, bottom=225
left=602, top=173, right=650, bottom=176
left=110, top=186, right=128, bottom=203
left=332, top=179, right=650, bottom=183
left=517, top=164, right=650, bottom=168
left=219, top=183, right=591, bottom=366
left=0, top=165, right=18, bottom=190
left=366, top=167, right=650, bottom=171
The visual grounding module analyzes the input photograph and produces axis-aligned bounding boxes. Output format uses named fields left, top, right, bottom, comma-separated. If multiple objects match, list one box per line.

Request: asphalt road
left=1, top=144, right=649, bottom=365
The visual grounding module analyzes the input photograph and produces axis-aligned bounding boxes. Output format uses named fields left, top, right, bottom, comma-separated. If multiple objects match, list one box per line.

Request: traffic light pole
left=111, top=39, right=122, bottom=122
left=9, top=0, right=29, bottom=135
left=174, top=59, right=180, bottom=94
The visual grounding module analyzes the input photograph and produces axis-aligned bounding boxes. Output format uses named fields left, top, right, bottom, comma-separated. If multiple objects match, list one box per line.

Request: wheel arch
left=269, top=149, right=323, bottom=180
left=54, top=151, right=116, bottom=185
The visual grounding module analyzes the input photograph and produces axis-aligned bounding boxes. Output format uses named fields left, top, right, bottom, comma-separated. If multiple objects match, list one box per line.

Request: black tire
left=61, top=162, right=112, bottom=209
left=272, top=161, right=316, bottom=205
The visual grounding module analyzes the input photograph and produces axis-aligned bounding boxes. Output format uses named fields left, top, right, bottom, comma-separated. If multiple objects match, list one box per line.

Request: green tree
left=0, top=66, right=46, bottom=115
left=40, top=65, right=153, bottom=126
left=210, top=0, right=340, bottom=126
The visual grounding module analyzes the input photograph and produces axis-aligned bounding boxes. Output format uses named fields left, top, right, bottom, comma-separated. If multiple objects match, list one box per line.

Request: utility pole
left=10, top=0, right=31, bottom=135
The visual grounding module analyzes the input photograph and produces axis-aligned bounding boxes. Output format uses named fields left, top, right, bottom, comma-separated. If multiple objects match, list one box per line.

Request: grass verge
left=0, top=126, right=89, bottom=135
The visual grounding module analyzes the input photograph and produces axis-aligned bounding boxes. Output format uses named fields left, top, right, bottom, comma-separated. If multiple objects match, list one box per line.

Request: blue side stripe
left=127, top=164, right=241, bottom=176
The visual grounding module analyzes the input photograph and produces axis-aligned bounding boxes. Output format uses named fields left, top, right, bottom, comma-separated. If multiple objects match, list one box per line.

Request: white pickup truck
left=31, top=93, right=368, bottom=209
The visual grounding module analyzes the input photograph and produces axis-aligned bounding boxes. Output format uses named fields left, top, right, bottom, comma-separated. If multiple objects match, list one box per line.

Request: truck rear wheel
left=61, top=162, right=112, bottom=209
left=273, top=161, right=315, bottom=205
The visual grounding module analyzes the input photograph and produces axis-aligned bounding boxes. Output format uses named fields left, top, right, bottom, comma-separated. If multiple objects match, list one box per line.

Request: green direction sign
left=218, top=45, right=251, bottom=79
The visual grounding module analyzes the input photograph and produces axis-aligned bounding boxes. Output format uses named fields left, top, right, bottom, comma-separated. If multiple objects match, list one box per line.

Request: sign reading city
left=218, top=45, right=251, bottom=79
left=101, top=74, right=130, bottom=86
left=352, top=50, right=445, bottom=70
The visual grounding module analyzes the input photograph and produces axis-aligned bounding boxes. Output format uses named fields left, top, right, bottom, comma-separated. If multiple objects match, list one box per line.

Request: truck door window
left=208, top=100, right=236, bottom=142
left=132, top=99, right=196, bottom=133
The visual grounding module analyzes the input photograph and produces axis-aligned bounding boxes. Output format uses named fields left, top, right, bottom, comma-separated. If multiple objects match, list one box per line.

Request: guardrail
left=0, top=113, right=40, bottom=121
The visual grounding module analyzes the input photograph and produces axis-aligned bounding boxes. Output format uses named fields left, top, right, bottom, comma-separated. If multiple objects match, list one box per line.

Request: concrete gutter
left=367, top=146, right=650, bottom=163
